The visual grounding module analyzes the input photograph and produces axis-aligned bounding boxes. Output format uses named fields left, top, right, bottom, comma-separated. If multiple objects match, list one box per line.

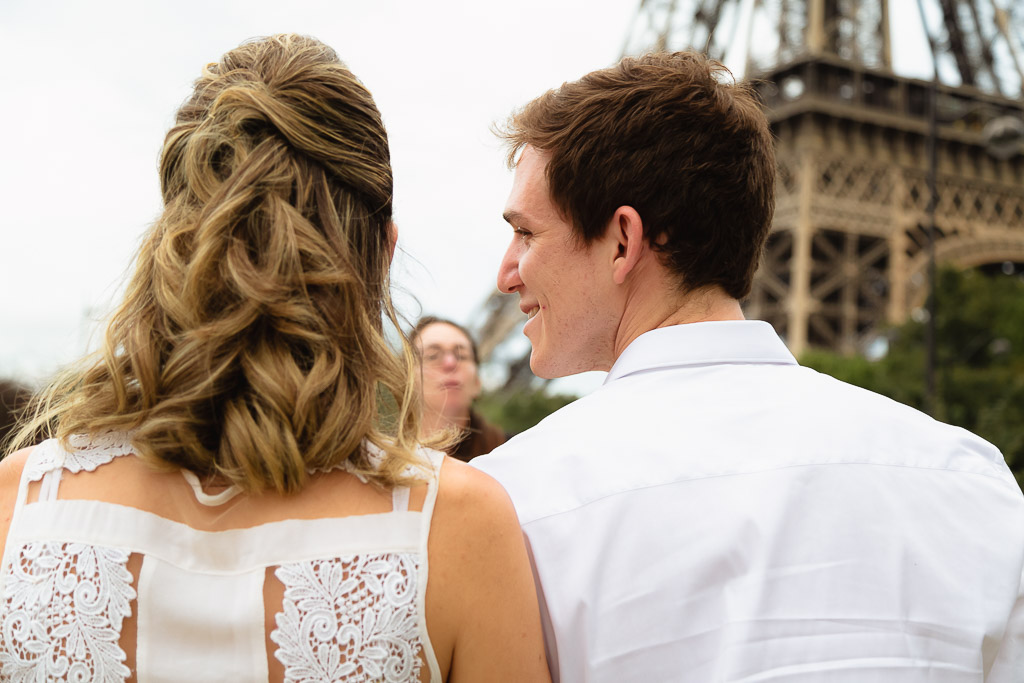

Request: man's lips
left=520, top=303, right=540, bottom=319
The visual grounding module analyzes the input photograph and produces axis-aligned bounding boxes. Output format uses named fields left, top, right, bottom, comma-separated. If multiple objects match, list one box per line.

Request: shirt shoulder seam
left=518, top=459, right=1019, bottom=526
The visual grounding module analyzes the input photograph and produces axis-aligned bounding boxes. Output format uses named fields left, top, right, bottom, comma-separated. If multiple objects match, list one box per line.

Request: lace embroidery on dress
left=1, top=434, right=137, bottom=681
left=24, top=432, right=136, bottom=483
left=271, top=553, right=424, bottom=683
left=0, top=542, right=136, bottom=683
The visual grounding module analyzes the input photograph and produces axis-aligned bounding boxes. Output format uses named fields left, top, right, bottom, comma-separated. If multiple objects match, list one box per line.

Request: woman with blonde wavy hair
left=0, top=34, right=550, bottom=682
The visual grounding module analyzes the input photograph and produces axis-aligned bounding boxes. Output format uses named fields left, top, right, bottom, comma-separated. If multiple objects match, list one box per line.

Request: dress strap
left=180, top=470, right=244, bottom=507
left=391, top=486, right=410, bottom=512
left=38, top=468, right=64, bottom=503
left=414, top=447, right=446, bottom=679
left=21, top=439, right=66, bottom=503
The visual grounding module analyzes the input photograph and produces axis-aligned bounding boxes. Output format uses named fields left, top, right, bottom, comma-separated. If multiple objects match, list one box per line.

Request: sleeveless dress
left=0, top=432, right=445, bottom=682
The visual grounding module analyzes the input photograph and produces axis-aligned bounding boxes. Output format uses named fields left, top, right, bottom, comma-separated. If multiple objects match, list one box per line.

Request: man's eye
left=514, top=227, right=531, bottom=240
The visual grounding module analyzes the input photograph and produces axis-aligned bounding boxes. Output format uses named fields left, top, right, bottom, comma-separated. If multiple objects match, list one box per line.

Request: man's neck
left=612, top=285, right=744, bottom=361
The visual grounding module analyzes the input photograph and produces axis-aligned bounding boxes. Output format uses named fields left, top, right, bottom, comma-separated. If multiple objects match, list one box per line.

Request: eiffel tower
left=477, top=0, right=1024, bottom=386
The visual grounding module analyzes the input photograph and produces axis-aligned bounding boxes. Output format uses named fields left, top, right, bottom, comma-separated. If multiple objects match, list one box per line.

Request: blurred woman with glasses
left=412, top=317, right=507, bottom=462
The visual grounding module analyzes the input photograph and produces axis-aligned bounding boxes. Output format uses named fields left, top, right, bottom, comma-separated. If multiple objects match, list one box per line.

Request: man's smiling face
left=497, top=146, right=620, bottom=379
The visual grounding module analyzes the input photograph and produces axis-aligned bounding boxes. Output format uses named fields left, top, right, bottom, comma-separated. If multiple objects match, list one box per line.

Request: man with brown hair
left=472, top=52, right=1024, bottom=681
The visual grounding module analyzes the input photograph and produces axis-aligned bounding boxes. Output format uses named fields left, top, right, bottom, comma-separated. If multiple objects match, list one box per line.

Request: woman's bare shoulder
left=0, top=447, right=33, bottom=490
left=427, top=456, right=549, bottom=681
left=437, top=455, right=513, bottom=499
left=432, top=455, right=522, bottom=531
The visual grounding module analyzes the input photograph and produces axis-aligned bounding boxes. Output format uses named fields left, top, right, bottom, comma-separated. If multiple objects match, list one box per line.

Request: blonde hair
left=9, top=34, right=428, bottom=493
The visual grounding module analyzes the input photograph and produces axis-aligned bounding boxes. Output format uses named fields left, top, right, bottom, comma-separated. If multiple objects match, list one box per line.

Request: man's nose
left=497, top=240, right=523, bottom=294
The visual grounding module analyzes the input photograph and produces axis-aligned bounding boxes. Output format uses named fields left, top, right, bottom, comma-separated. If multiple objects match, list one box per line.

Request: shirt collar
left=605, top=320, right=797, bottom=384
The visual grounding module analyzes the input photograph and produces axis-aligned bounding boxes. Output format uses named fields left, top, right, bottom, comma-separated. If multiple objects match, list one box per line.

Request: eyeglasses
left=420, top=347, right=475, bottom=366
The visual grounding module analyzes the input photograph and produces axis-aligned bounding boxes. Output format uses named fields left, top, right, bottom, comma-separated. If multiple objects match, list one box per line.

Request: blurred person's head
left=411, top=317, right=482, bottom=435
left=11, top=34, right=427, bottom=492
left=496, top=51, right=775, bottom=378
left=0, top=379, right=32, bottom=449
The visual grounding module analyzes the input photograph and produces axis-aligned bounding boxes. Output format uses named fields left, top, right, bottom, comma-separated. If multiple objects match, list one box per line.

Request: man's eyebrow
left=503, top=210, right=526, bottom=226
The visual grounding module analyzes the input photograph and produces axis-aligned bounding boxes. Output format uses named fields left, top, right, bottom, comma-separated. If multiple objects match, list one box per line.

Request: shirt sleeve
left=988, top=565, right=1024, bottom=681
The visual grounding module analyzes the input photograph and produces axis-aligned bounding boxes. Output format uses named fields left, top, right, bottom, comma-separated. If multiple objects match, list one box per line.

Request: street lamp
left=924, top=74, right=938, bottom=417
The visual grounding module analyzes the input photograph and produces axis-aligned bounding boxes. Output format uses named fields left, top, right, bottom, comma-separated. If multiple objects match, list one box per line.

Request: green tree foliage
left=802, top=266, right=1024, bottom=490
left=475, top=389, right=579, bottom=436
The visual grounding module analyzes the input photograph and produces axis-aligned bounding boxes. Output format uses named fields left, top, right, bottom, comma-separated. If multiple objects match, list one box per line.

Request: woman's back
left=1, top=432, right=442, bottom=681
left=0, top=433, right=545, bottom=682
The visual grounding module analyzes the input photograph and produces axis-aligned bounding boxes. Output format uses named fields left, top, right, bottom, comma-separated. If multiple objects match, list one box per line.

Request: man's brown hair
left=498, top=51, right=775, bottom=300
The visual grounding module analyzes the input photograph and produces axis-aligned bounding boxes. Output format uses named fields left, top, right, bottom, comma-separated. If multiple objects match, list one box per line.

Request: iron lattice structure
left=477, top=0, right=1024, bottom=385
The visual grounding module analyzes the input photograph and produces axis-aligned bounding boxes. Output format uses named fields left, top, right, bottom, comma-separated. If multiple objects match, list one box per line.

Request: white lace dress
left=0, top=433, right=444, bottom=682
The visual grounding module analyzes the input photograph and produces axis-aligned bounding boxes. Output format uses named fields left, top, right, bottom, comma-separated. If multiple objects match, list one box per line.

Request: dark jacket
left=450, top=410, right=507, bottom=463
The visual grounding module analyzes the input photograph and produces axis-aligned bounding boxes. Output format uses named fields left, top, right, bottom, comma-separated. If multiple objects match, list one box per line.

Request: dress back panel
left=0, top=433, right=443, bottom=683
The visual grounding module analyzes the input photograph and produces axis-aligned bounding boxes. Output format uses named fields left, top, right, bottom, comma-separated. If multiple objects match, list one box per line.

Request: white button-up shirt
left=473, top=321, right=1024, bottom=682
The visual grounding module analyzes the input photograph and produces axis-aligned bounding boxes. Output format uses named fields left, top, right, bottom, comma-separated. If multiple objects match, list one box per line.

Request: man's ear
left=609, top=206, right=645, bottom=285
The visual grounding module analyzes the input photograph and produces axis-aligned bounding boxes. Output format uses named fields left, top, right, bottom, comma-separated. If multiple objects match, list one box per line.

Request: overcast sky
left=0, top=0, right=935, bottom=387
